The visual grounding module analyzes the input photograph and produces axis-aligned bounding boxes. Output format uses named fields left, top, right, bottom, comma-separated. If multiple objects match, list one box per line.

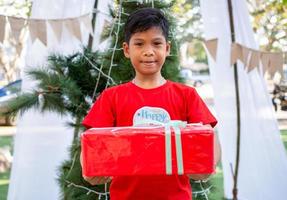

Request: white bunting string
left=203, top=39, right=287, bottom=78
left=0, top=13, right=93, bottom=46
left=105, top=0, right=123, bottom=89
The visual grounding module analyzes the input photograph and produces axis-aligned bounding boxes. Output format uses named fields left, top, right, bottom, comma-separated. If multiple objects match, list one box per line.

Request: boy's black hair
left=124, top=8, right=169, bottom=43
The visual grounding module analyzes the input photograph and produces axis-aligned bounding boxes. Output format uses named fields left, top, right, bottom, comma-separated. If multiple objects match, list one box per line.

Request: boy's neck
left=132, top=74, right=166, bottom=89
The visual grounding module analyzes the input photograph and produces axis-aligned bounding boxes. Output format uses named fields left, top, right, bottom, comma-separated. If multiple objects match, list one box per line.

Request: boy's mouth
left=141, top=61, right=157, bottom=67
left=141, top=61, right=157, bottom=64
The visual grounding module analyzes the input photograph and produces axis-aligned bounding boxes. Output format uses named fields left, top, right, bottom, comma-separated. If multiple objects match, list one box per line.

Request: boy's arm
left=186, top=87, right=220, bottom=180
left=188, top=133, right=221, bottom=180
left=81, top=90, right=114, bottom=185
left=80, top=151, right=112, bottom=185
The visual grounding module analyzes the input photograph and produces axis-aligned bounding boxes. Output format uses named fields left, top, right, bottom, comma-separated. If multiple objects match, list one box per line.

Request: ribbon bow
left=134, top=119, right=187, bottom=175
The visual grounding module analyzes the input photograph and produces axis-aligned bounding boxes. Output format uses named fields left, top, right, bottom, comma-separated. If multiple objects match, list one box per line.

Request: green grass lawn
left=0, top=136, right=13, bottom=200
left=281, top=130, right=287, bottom=150
left=0, top=171, right=10, bottom=200
left=209, top=164, right=224, bottom=200
left=0, top=131, right=286, bottom=200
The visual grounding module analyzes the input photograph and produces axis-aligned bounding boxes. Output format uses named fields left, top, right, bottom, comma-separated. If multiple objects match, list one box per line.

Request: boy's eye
left=154, top=42, right=163, bottom=46
left=134, top=43, right=143, bottom=46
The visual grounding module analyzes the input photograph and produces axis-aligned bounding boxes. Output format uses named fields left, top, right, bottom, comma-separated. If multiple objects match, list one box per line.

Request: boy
left=81, top=8, right=220, bottom=200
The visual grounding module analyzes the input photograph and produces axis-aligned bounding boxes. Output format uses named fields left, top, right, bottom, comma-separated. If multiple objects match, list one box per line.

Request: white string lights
left=192, top=179, right=213, bottom=200
left=66, top=2, right=127, bottom=199
left=66, top=180, right=109, bottom=200
left=105, top=0, right=123, bottom=89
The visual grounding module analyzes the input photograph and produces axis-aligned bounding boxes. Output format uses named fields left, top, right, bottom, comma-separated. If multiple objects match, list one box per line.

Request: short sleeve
left=82, top=90, right=115, bottom=128
left=187, top=88, right=217, bottom=127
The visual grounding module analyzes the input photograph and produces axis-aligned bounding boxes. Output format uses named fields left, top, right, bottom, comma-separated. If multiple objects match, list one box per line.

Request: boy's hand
left=83, top=176, right=112, bottom=185
left=80, top=152, right=112, bottom=185
left=188, top=133, right=221, bottom=181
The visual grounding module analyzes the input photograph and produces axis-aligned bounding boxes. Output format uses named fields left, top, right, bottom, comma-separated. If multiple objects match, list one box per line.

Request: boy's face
left=123, top=27, right=170, bottom=77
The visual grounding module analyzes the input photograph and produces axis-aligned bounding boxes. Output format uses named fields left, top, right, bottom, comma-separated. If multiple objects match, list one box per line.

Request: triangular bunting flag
left=241, top=46, right=251, bottom=67
left=48, top=20, right=63, bottom=42
left=0, top=48, right=4, bottom=62
left=15, top=43, right=23, bottom=56
left=247, top=50, right=260, bottom=72
left=230, top=43, right=243, bottom=65
left=65, top=18, right=82, bottom=42
left=80, top=14, right=93, bottom=36
left=10, top=57, right=20, bottom=72
left=28, top=20, right=47, bottom=45
left=8, top=16, right=26, bottom=42
left=203, top=38, right=218, bottom=61
left=269, top=53, right=284, bottom=77
left=284, top=53, right=287, bottom=64
left=260, top=52, right=272, bottom=74
left=0, top=16, right=5, bottom=43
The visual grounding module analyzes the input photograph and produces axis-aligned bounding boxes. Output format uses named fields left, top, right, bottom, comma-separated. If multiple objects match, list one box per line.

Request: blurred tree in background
left=172, top=0, right=208, bottom=70
left=248, top=0, right=287, bottom=52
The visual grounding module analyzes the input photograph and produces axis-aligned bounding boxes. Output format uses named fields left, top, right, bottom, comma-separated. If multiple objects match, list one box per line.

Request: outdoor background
left=0, top=0, right=287, bottom=200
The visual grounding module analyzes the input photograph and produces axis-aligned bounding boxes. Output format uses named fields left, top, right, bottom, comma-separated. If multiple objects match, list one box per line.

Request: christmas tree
left=60, top=0, right=184, bottom=198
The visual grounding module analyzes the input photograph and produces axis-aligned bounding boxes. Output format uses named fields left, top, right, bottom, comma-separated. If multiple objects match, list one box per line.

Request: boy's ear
left=166, top=41, right=171, bottom=56
left=123, top=42, right=130, bottom=58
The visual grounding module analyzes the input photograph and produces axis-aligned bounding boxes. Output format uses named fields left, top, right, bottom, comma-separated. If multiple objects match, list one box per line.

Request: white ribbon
left=164, top=124, right=172, bottom=174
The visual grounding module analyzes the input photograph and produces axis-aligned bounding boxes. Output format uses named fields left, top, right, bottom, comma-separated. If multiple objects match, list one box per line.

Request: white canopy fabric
left=92, top=0, right=112, bottom=51
left=7, top=0, right=99, bottom=199
left=200, top=0, right=287, bottom=199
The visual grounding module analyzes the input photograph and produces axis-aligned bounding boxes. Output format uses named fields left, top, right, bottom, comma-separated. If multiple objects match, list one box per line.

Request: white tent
left=7, top=0, right=112, bottom=199
left=200, top=0, right=287, bottom=199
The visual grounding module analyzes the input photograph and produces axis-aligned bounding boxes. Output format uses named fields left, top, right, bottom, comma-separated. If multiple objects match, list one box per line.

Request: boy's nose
left=144, top=51, right=154, bottom=56
left=143, top=49, right=154, bottom=57
left=143, top=45, right=154, bottom=57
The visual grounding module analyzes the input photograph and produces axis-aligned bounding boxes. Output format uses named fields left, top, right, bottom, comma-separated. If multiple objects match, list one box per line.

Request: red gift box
left=81, top=124, right=214, bottom=176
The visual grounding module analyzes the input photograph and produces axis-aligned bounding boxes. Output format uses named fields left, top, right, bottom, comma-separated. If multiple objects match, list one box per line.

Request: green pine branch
left=1, top=93, right=39, bottom=117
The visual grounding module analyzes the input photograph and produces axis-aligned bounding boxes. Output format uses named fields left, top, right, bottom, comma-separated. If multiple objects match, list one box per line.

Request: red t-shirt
left=82, top=80, right=217, bottom=200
